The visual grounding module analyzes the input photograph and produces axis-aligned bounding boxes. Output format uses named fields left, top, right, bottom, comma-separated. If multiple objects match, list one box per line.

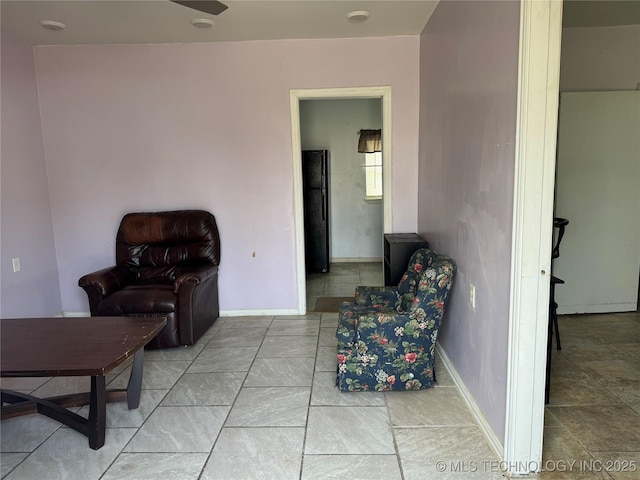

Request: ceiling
left=563, top=0, right=640, bottom=28
left=0, top=1, right=439, bottom=46
left=1, top=1, right=638, bottom=47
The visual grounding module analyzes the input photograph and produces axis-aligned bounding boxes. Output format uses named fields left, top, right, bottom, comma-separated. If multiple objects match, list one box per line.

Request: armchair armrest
left=354, top=286, right=401, bottom=311
left=78, top=265, right=135, bottom=297
left=174, top=265, right=218, bottom=292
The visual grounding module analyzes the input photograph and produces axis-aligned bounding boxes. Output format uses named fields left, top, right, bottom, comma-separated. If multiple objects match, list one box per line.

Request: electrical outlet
left=12, top=257, right=20, bottom=273
left=469, top=283, right=476, bottom=309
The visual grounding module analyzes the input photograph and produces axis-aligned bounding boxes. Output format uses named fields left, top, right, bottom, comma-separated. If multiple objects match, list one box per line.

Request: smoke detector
left=346, top=11, right=370, bottom=23
left=39, top=20, right=66, bottom=31
left=191, top=18, right=215, bottom=28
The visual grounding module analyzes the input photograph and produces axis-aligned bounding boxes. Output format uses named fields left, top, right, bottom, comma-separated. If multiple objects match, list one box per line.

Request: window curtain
left=358, top=129, right=382, bottom=153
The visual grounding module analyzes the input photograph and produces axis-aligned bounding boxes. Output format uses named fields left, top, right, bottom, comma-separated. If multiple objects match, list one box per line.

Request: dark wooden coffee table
left=1, top=316, right=166, bottom=449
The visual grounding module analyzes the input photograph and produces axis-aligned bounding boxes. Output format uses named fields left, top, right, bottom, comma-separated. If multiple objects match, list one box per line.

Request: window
left=358, top=128, right=382, bottom=200
left=364, top=151, right=383, bottom=199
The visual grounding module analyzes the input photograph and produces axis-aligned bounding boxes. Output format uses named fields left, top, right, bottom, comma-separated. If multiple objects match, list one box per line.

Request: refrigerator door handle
left=321, top=168, right=326, bottom=221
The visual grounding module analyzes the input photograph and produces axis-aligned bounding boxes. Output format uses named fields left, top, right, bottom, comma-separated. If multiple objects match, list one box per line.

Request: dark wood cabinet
left=383, top=234, right=429, bottom=286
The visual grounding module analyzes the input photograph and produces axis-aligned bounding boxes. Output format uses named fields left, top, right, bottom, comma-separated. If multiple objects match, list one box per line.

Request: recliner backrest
left=116, top=210, right=220, bottom=282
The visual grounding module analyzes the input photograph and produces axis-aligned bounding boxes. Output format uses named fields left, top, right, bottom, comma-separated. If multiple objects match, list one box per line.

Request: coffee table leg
left=126, top=349, right=144, bottom=409
left=88, top=375, right=106, bottom=449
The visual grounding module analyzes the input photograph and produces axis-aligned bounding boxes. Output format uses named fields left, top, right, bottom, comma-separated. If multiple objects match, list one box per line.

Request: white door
left=554, top=91, right=640, bottom=313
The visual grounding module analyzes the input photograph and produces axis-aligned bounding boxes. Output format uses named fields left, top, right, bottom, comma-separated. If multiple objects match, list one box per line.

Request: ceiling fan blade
left=171, top=1, right=228, bottom=16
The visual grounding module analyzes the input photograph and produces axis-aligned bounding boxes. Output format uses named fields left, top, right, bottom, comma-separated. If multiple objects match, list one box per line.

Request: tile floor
left=306, top=262, right=384, bottom=311
left=0, top=312, right=499, bottom=480
left=543, top=310, right=640, bottom=480
left=1, top=263, right=638, bottom=479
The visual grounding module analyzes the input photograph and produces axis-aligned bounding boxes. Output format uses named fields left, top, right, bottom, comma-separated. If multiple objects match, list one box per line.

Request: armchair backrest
left=397, top=249, right=456, bottom=314
left=116, top=210, right=220, bottom=282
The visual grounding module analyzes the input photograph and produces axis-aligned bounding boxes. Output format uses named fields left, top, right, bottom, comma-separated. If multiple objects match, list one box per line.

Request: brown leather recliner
left=78, top=210, right=220, bottom=349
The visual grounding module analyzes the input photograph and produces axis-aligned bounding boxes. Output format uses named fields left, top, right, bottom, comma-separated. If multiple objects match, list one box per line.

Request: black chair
left=545, top=217, right=569, bottom=403
left=550, top=217, right=569, bottom=350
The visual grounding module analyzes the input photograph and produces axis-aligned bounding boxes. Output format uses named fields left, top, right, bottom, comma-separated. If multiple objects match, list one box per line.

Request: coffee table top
left=1, top=317, right=166, bottom=377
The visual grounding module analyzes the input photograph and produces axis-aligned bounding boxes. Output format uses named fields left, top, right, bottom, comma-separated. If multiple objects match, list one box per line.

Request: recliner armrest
left=78, top=265, right=135, bottom=297
left=174, top=265, right=218, bottom=292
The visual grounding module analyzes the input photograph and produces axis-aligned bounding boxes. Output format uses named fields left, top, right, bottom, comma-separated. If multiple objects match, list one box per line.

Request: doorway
left=542, top=3, right=640, bottom=471
left=299, top=99, right=384, bottom=311
left=290, top=87, right=392, bottom=313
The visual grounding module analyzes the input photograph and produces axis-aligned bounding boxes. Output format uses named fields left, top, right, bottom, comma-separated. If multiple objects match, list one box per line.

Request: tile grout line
left=385, top=391, right=407, bottom=480
left=195, top=316, right=275, bottom=480
left=106, top=328, right=214, bottom=479
left=297, top=312, right=323, bottom=480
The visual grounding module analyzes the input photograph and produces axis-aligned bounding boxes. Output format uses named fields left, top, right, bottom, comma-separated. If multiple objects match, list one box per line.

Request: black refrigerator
left=302, top=150, right=330, bottom=273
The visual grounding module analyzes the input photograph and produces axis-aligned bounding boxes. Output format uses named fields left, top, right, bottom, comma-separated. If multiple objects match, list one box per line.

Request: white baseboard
left=220, top=309, right=301, bottom=317
left=60, top=311, right=91, bottom=317
left=61, top=309, right=303, bottom=318
left=557, top=303, right=638, bottom=315
left=436, top=344, right=504, bottom=462
left=331, top=257, right=382, bottom=263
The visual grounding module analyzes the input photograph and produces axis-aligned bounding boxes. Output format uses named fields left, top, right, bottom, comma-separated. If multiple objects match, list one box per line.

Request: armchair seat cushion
left=97, top=284, right=176, bottom=315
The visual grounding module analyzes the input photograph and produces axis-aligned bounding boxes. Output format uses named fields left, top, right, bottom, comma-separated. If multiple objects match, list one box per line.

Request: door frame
left=290, top=86, right=392, bottom=313
left=504, top=0, right=563, bottom=474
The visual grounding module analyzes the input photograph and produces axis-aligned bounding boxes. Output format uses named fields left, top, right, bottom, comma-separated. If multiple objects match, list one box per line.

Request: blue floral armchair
left=336, top=249, right=456, bottom=391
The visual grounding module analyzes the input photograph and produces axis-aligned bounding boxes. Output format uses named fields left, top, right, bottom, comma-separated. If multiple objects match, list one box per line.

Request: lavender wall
left=560, top=25, right=640, bottom=92
left=33, top=36, right=420, bottom=314
left=418, top=1, right=520, bottom=442
left=1, top=32, right=62, bottom=317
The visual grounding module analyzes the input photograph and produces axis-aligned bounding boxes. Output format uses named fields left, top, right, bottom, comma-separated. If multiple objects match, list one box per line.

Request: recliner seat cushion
left=97, top=284, right=177, bottom=315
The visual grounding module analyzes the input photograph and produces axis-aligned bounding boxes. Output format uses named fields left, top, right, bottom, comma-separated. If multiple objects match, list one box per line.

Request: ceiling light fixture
left=346, top=10, right=370, bottom=23
left=190, top=18, right=215, bottom=28
left=39, top=20, right=66, bottom=31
